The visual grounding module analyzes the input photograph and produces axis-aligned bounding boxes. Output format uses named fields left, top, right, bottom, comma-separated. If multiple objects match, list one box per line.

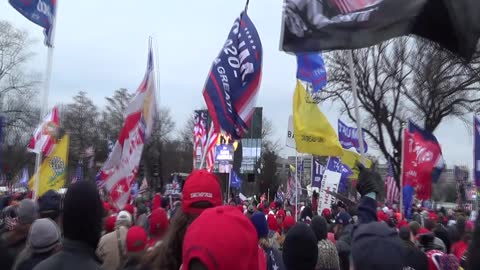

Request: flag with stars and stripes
left=385, top=159, right=399, bottom=205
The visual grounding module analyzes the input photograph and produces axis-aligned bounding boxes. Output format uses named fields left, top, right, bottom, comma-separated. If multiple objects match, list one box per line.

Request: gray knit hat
left=18, top=199, right=38, bottom=225
left=28, top=218, right=61, bottom=253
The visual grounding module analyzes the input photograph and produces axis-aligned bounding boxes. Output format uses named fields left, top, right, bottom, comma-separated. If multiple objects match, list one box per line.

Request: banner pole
left=348, top=50, right=366, bottom=165
left=199, top=123, right=213, bottom=169
left=34, top=45, right=55, bottom=200
left=399, top=124, right=406, bottom=218
left=295, top=151, right=299, bottom=222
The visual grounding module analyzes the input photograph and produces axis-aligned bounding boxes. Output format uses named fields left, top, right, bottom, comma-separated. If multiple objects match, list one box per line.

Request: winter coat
left=17, top=251, right=52, bottom=270
left=33, top=239, right=101, bottom=270
left=335, top=223, right=353, bottom=270
left=2, top=225, right=29, bottom=260
left=96, top=226, right=128, bottom=270
left=402, top=240, right=428, bottom=270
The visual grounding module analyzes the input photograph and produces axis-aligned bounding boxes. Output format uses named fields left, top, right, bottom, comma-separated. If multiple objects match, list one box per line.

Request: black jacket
left=33, top=239, right=101, bottom=270
left=402, top=241, right=428, bottom=270
left=17, top=252, right=52, bottom=270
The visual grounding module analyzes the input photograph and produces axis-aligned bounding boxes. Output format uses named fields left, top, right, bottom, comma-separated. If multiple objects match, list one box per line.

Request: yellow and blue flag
left=29, top=135, right=69, bottom=197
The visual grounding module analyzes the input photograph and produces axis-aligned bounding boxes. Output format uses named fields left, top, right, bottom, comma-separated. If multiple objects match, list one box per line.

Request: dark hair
left=425, top=219, right=436, bottom=231
left=310, top=216, right=328, bottom=241
left=141, top=208, right=197, bottom=270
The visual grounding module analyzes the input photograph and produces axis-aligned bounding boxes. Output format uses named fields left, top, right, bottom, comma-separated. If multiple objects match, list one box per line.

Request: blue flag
left=296, top=53, right=327, bottom=92
left=311, top=157, right=324, bottom=188
left=230, top=170, right=242, bottom=189
left=9, top=0, right=56, bottom=47
left=203, top=12, right=263, bottom=139
left=475, top=115, right=480, bottom=187
left=338, top=120, right=368, bottom=154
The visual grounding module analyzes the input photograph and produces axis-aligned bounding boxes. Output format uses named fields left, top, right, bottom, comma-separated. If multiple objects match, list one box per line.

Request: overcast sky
left=0, top=0, right=475, bottom=169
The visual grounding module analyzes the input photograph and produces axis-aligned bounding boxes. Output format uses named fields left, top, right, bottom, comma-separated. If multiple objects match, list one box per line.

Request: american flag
left=205, top=124, right=219, bottom=172
left=385, top=159, right=399, bottom=205
left=27, top=106, right=59, bottom=156
left=138, top=177, right=148, bottom=194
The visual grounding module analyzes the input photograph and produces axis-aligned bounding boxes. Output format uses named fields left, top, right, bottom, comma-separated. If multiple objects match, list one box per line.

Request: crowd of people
left=0, top=167, right=479, bottom=270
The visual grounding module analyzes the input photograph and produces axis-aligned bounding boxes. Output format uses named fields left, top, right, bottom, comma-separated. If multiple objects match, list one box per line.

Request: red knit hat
left=181, top=170, right=222, bottom=215
left=126, top=226, right=148, bottom=253
left=283, top=216, right=295, bottom=232
left=105, top=215, right=117, bottom=233
left=123, top=204, right=135, bottom=216
left=182, top=206, right=260, bottom=270
left=149, top=208, right=168, bottom=237
left=151, top=194, right=162, bottom=210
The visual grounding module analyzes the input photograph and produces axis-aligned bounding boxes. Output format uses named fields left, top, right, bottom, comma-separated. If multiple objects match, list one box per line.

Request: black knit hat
left=352, top=222, right=405, bottom=270
left=310, top=216, right=328, bottom=241
left=283, top=223, right=318, bottom=270
left=63, top=181, right=104, bottom=249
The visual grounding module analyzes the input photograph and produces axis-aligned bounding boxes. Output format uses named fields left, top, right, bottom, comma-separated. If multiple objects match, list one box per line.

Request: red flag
left=402, top=121, right=444, bottom=200
left=96, top=44, right=157, bottom=209
left=28, top=107, right=59, bottom=156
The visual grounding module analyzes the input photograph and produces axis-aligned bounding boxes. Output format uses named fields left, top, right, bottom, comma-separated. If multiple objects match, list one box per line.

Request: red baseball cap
left=126, top=226, right=148, bottom=253
left=182, top=170, right=222, bottom=215
left=149, top=208, right=168, bottom=237
left=123, top=204, right=135, bottom=216
left=104, top=215, right=117, bottom=233
left=181, top=206, right=260, bottom=270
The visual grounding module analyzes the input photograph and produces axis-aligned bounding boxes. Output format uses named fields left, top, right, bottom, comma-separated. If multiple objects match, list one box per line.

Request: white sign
left=317, top=170, right=341, bottom=216
left=286, top=115, right=296, bottom=148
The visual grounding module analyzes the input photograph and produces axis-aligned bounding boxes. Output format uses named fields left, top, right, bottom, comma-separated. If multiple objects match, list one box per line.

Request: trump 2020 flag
left=96, top=43, right=157, bottom=209
left=338, top=119, right=368, bottom=154
left=9, top=0, right=56, bottom=47
left=281, top=0, right=480, bottom=61
left=28, top=107, right=59, bottom=156
left=203, top=12, right=263, bottom=139
left=296, top=53, right=327, bottom=93
left=475, top=115, right=480, bottom=187
left=402, top=121, right=444, bottom=200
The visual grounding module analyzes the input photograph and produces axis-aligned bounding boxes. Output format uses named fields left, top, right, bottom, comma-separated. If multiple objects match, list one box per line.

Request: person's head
left=126, top=226, right=147, bottom=256
left=409, top=221, right=421, bottom=236
left=145, top=170, right=222, bottom=270
left=425, top=218, right=436, bottom=231
left=116, top=210, right=132, bottom=229
left=399, top=226, right=414, bottom=243
left=250, top=211, right=269, bottom=243
left=333, top=212, right=351, bottom=238
left=149, top=208, right=168, bottom=239
left=181, top=206, right=260, bottom=270
left=267, top=214, right=278, bottom=231
left=321, top=208, right=332, bottom=221
left=28, top=218, right=62, bottom=255
left=276, top=209, right=286, bottom=225
left=351, top=222, right=404, bottom=270
left=17, top=199, right=38, bottom=226
left=38, top=190, right=61, bottom=222
left=104, top=215, right=117, bottom=233
left=63, top=181, right=103, bottom=249
left=282, top=216, right=296, bottom=234
left=123, top=204, right=135, bottom=217
left=283, top=223, right=318, bottom=270
left=310, top=216, right=328, bottom=241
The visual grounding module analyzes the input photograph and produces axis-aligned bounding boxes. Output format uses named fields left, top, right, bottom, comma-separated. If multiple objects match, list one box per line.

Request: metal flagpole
left=295, top=151, right=299, bottom=222
left=227, top=156, right=234, bottom=203
left=399, top=124, right=406, bottom=218
left=34, top=14, right=58, bottom=200
left=199, top=123, right=213, bottom=169
left=348, top=50, right=366, bottom=165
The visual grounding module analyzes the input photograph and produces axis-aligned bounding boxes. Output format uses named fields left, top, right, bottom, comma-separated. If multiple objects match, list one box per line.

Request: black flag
left=281, top=0, right=480, bottom=61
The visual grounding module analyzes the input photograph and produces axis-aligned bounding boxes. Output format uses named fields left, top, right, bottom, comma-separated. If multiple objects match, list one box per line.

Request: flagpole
left=399, top=124, right=406, bottom=218
left=348, top=50, right=366, bottom=165
left=34, top=32, right=57, bottom=201
left=295, top=151, right=299, bottom=222
left=199, top=123, right=213, bottom=169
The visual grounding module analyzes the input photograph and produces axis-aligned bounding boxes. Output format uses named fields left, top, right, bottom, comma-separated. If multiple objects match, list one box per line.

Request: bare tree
left=324, top=37, right=480, bottom=180
left=0, top=21, right=40, bottom=145
left=100, top=88, right=133, bottom=140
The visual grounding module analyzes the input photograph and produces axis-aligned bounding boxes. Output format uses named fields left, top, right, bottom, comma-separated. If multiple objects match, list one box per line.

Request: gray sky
left=0, top=0, right=474, bottom=169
